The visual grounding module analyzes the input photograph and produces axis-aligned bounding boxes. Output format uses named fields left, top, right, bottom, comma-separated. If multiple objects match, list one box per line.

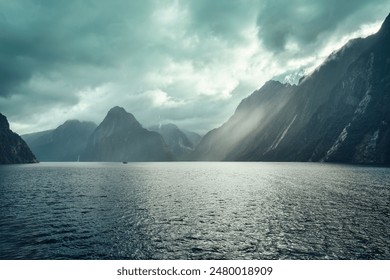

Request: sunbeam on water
left=0, top=162, right=389, bottom=260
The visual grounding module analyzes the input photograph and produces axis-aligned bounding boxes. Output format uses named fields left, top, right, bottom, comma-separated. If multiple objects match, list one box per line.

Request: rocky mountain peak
left=0, top=113, right=37, bottom=164
left=0, top=113, right=10, bottom=130
left=107, top=106, right=127, bottom=115
left=103, top=106, right=140, bottom=128
left=106, top=106, right=135, bottom=119
left=378, top=13, right=390, bottom=35
left=82, top=107, right=171, bottom=162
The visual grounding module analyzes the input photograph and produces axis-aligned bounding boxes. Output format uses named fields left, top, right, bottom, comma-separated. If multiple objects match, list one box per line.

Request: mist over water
left=0, top=162, right=389, bottom=259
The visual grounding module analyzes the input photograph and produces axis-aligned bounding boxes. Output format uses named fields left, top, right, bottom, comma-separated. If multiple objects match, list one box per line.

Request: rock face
left=82, top=106, right=172, bottom=162
left=149, top=123, right=196, bottom=159
left=0, top=113, right=37, bottom=164
left=22, top=120, right=97, bottom=161
left=194, top=13, right=390, bottom=164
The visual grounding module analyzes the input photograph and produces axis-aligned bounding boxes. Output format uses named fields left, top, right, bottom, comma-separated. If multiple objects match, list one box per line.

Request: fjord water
left=0, top=162, right=389, bottom=260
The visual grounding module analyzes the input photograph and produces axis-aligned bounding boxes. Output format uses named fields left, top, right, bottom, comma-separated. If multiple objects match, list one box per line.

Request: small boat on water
left=122, top=161, right=128, bottom=164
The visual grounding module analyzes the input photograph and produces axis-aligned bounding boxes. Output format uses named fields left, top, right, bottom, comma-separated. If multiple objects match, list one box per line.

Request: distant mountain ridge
left=149, top=123, right=198, bottom=159
left=193, top=13, right=390, bottom=163
left=0, top=113, right=37, bottom=164
left=22, top=120, right=97, bottom=162
left=21, top=108, right=201, bottom=162
left=82, top=106, right=172, bottom=162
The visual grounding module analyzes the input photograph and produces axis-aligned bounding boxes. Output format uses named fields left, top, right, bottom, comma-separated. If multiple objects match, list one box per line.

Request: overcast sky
left=1, top=0, right=389, bottom=134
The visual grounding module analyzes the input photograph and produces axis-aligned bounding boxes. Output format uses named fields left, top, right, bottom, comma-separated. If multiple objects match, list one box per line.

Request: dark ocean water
left=0, top=162, right=389, bottom=260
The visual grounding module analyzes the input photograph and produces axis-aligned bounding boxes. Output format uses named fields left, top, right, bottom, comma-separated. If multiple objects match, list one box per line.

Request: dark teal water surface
left=0, top=162, right=389, bottom=259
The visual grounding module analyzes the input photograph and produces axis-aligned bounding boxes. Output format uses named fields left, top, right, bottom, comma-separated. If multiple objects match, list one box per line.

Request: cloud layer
left=0, top=0, right=389, bottom=134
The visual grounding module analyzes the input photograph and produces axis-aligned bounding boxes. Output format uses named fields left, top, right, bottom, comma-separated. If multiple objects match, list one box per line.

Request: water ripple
left=0, top=162, right=389, bottom=259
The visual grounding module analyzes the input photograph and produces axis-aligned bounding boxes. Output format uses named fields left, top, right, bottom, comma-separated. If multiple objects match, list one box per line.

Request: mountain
left=22, top=120, right=97, bottom=161
left=194, top=81, right=297, bottom=160
left=182, top=129, right=202, bottom=147
left=149, top=123, right=196, bottom=159
left=82, top=106, right=172, bottom=162
left=0, top=113, right=37, bottom=164
left=194, top=13, right=390, bottom=164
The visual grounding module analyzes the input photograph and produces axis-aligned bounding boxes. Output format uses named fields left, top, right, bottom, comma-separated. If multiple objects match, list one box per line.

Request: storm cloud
left=0, top=0, right=389, bottom=134
left=257, top=0, right=390, bottom=51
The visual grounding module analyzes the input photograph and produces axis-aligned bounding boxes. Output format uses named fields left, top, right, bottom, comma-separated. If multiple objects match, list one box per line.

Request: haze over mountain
left=22, top=120, right=97, bottom=162
left=193, top=13, right=390, bottom=163
left=0, top=113, right=37, bottom=164
left=149, top=123, right=197, bottom=159
left=182, top=130, right=202, bottom=148
left=82, top=106, right=172, bottom=162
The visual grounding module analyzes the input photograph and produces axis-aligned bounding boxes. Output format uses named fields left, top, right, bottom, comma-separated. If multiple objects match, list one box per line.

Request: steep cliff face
left=22, top=120, right=97, bottom=161
left=194, top=13, right=390, bottom=163
left=194, top=81, right=297, bottom=160
left=0, top=113, right=37, bottom=164
left=82, top=106, right=172, bottom=162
